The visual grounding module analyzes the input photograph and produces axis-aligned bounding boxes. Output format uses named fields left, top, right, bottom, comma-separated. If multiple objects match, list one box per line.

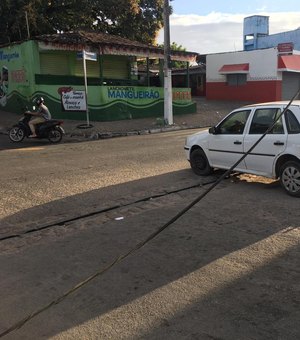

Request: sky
left=157, top=0, right=300, bottom=54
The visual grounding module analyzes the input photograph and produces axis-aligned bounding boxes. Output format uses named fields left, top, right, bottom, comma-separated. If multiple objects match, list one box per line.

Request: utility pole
left=163, top=0, right=173, bottom=125
left=25, top=12, right=30, bottom=39
left=82, top=50, right=90, bottom=127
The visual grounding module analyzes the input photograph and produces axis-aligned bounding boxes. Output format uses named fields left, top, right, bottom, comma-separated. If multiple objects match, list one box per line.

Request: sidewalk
left=0, top=98, right=249, bottom=140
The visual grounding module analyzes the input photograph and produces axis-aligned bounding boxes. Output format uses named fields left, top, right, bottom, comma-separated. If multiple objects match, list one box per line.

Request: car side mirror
left=209, top=126, right=218, bottom=134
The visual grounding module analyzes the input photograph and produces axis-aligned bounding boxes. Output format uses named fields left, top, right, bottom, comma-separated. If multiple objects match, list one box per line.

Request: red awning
left=218, top=63, right=249, bottom=74
left=278, top=55, right=300, bottom=72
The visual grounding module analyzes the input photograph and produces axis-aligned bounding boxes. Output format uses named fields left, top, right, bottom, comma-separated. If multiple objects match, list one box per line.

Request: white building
left=205, top=15, right=300, bottom=102
left=206, top=45, right=300, bottom=102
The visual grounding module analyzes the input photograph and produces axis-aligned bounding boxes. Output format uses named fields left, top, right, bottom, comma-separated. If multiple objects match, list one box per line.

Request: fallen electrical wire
left=1, top=89, right=299, bottom=338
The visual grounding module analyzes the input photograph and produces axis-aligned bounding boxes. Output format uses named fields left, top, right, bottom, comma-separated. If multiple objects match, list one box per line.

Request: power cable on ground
left=0, top=180, right=217, bottom=242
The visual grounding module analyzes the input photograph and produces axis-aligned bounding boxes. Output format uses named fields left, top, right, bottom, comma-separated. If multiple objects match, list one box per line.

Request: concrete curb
left=95, top=125, right=202, bottom=140
left=1, top=124, right=204, bottom=141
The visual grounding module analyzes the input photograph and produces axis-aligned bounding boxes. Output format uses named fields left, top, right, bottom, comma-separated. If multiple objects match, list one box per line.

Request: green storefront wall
left=0, top=40, right=196, bottom=120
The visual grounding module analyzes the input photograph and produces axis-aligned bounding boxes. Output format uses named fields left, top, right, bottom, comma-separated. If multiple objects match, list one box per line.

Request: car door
left=207, top=109, right=251, bottom=170
left=243, top=107, right=288, bottom=176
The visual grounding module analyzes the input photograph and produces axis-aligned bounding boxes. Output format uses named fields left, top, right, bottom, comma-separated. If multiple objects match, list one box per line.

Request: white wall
left=206, top=48, right=279, bottom=82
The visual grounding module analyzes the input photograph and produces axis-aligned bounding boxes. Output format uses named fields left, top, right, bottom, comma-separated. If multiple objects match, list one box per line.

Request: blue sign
left=76, top=51, right=97, bottom=61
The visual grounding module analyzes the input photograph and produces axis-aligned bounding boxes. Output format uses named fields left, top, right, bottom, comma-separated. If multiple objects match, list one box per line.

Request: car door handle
left=233, top=141, right=242, bottom=145
left=274, top=141, right=284, bottom=145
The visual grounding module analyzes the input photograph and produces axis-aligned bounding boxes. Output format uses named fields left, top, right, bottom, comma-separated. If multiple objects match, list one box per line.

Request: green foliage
left=93, top=0, right=164, bottom=44
left=0, top=0, right=164, bottom=45
left=157, top=42, right=188, bottom=68
left=158, top=41, right=186, bottom=52
left=0, top=0, right=54, bottom=44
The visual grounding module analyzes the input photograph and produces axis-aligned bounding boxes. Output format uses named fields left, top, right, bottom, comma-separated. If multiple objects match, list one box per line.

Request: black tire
left=48, top=127, right=63, bottom=143
left=190, top=149, right=213, bottom=176
left=9, top=127, right=25, bottom=142
left=279, top=161, right=300, bottom=197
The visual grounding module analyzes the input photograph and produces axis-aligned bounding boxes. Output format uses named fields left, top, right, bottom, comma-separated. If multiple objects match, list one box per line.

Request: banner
left=61, top=90, right=86, bottom=111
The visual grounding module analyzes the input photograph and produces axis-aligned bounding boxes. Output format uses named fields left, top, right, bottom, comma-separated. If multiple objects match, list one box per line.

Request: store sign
left=100, top=86, right=192, bottom=104
left=76, top=51, right=97, bottom=61
left=278, top=42, right=294, bottom=54
left=61, top=90, right=86, bottom=111
left=0, top=50, right=20, bottom=62
left=107, top=86, right=160, bottom=101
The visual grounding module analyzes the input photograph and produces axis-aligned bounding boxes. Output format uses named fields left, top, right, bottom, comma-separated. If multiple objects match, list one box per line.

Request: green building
left=0, top=31, right=198, bottom=121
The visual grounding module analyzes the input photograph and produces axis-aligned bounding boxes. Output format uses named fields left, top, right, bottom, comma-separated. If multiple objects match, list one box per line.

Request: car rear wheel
left=279, top=161, right=300, bottom=197
left=190, top=149, right=213, bottom=176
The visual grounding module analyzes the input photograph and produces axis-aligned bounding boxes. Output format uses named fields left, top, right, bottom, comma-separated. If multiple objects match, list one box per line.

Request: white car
left=184, top=101, right=300, bottom=197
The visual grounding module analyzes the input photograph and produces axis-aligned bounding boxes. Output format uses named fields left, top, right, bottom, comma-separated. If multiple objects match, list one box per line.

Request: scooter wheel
left=48, top=127, right=63, bottom=143
left=9, top=127, right=25, bottom=142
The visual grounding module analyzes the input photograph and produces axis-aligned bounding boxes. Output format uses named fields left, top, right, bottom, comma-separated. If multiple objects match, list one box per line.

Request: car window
left=218, top=110, right=251, bottom=135
left=285, top=109, right=300, bottom=134
left=249, top=108, right=284, bottom=134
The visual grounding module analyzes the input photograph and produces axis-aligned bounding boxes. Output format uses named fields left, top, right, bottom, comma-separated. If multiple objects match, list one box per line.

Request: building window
left=226, top=73, right=247, bottom=86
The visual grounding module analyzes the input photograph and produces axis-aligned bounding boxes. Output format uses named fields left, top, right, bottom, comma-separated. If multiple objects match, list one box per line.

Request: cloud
left=256, top=6, right=267, bottom=11
left=166, top=22, right=243, bottom=54
left=170, top=12, right=245, bottom=25
left=157, top=12, right=300, bottom=54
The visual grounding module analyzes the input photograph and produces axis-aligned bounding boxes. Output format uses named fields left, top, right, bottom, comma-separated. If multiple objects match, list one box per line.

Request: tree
left=105, top=0, right=164, bottom=44
left=157, top=42, right=188, bottom=68
left=0, top=0, right=165, bottom=45
left=0, top=0, right=51, bottom=44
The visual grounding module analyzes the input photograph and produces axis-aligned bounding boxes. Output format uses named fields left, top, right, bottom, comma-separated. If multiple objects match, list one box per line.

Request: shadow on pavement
left=0, top=171, right=298, bottom=339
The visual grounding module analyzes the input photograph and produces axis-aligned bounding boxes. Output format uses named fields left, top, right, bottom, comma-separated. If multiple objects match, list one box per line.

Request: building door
left=282, top=72, right=300, bottom=100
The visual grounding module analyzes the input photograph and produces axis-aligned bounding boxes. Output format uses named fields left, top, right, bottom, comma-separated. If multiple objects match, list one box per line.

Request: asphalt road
left=0, top=130, right=195, bottom=222
left=0, top=133, right=54, bottom=150
left=0, top=132, right=83, bottom=150
left=0, top=131, right=299, bottom=339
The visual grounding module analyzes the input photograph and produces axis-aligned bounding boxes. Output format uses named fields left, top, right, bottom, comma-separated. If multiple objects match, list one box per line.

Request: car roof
left=241, top=100, right=300, bottom=109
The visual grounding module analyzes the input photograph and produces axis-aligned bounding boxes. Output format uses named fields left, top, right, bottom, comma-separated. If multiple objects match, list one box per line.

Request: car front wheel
left=190, top=149, right=213, bottom=176
left=279, top=161, right=300, bottom=197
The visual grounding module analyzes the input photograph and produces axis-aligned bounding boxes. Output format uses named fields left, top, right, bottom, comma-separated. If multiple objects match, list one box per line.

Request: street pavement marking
left=2, top=147, right=45, bottom=152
